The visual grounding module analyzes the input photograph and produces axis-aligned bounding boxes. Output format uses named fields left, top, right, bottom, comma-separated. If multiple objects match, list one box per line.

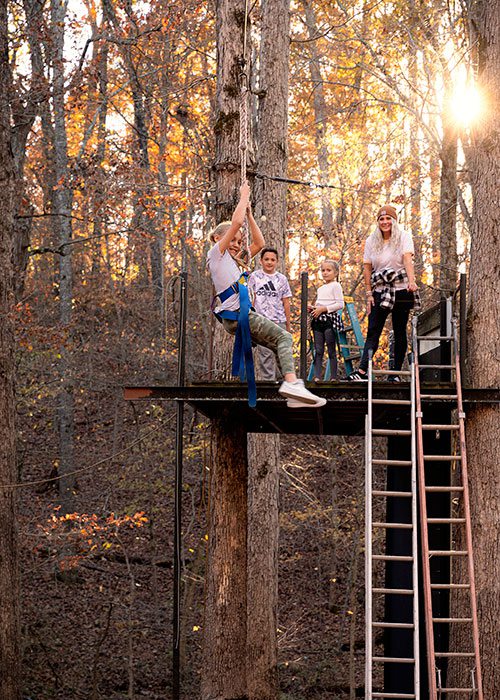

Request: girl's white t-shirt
left=314, top=281, right=344, bottom=313
left=363, top=231, right=414, bottom=291
left=207, top=242, right=242, bottom=312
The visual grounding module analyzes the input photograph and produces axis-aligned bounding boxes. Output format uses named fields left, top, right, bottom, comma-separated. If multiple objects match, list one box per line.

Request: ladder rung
left=373, top=587, right=414, bottom=595
left=431, top=583, right=470, bottom=590
left=428, top=550, right=468, bottom=556
left=372, top=694, right=416, bottom=699
left=373, top=555, right=413, bottom=562
left=425, top=486, right=464, bottom=492
left=417, top=335, right=454, bottom=341
left=338, top=343, right=360, bottom=349
left=420, top=394, right=458, bottom=400
left=419, top=364, right=455, bottom=369
left=372, top=429, right=412, bottom=436
left=372, top=656, right=415, bottom=664
left=422, top=424, right=459, bottom=430
left=427, top=518, right=466, bottom=524
left=435, top=652, right=475, bottom=658
left=343, top=354, right=361, bottom=360
left=373, top=459, right=412, bottom=466
left=373, top=369, right=411, bottom=376
left=437, top=689, right=475, bottom=693
left=424, top=454, right=462, bottom=461
left=432, top=617, right=473, bottom=623
left=372, top=622, right=414, bottom=629
left=373, top=522, right=413, bottom=529
left=372, top=399, right=411, bottom=405
left=372, top=490, right=412, bottom=497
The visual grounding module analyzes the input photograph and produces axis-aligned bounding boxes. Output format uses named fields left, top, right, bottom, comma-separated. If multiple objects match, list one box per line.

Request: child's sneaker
left=279, top=379, right=327, bottom=407
left=387, top=374, right=402, bottom=383
left=348, top=370, right=368, bottom=381
left=286, top=397, right=326, bottom=408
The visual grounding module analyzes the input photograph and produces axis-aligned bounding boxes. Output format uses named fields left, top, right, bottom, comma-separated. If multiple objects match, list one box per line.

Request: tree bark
left=0, top=1, right=21, bottom=695
left=463, top=1, right=500, bottom=696
left=202, top=420, right=248, bottom=699
left=299, top=0, right=334, bottom=242
left=51, top=0, right=76, bottom=511
left=439, top=109, right=458, bottom=296
left=245, top=2, right=291, bottom=698
left=202, top=2, right=250, bottom=697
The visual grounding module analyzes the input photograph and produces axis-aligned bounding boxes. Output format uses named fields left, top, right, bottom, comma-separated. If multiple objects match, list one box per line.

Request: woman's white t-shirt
left=363, top=230, right=414, bottom=291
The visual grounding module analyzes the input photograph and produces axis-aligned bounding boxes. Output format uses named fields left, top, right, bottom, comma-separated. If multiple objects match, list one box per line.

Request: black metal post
left=459, top=273, right=467, bottom=384
left=173, top=271, right=188, bottom=699
left=440, top=297, right=451, bottom=383
left=300, top=271, right=308, bottom=379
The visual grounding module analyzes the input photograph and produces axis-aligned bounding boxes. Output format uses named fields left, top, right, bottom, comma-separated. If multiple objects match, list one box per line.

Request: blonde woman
left=349, top=205, right=418, bottom=382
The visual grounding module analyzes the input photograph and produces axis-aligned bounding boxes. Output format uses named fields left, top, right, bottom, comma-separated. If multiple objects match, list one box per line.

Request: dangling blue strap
left=214, top=272, right=256, bottom=408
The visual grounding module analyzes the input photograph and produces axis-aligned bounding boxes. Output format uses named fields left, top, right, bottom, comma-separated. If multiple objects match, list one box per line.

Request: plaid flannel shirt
left=371, top=267, right=421, bottom=310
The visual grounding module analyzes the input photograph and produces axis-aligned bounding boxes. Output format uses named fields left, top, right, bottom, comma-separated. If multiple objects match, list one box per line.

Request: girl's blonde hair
left=209, top=221, right=231, bottom=242
left=321, top=258, right=340, bottom=279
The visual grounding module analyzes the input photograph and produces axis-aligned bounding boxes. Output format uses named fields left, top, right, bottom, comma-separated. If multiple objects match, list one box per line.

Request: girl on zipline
left=348, top=204, right=420, bottom=382
left=207, top=182, right=326, bottom=408
left=309, top=259, right=345, bottom=382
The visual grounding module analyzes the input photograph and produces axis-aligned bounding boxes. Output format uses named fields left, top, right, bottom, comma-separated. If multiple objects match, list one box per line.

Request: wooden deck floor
left=123, top=382, right=499, bottom=436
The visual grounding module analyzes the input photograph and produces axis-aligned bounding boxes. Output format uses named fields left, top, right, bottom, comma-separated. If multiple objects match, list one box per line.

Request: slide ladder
left=413, top=317, right=483, bottom=699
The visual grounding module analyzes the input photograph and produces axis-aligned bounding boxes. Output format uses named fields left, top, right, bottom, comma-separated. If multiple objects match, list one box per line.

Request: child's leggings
left=313, top=327, right=338, bottom=379
left=222, top=310, right=295, bottom=376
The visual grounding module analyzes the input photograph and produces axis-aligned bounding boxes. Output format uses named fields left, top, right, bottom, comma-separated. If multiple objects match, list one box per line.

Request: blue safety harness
left=214, top=271, right=256, bottom=408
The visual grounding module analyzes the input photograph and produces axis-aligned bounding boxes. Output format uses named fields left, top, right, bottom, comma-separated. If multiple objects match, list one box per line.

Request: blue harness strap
left=214, top=272, right=256, bottom=408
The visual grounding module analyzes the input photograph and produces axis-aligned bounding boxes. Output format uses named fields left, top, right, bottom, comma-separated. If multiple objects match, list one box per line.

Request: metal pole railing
left=173, top=270, right=188, bottom=699
left=459, top=273, right=467, bottom=385
left=300, top=271, right=308, bottom=379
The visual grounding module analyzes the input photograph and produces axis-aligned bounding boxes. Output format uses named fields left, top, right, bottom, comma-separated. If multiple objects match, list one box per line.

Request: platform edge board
left=123, top=384, right=499, bottom=404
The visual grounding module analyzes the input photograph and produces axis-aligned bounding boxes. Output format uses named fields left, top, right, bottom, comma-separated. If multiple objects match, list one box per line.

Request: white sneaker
left=279, top=379, right=326, bottom=407
left=287, top=397, right=326, bottom=409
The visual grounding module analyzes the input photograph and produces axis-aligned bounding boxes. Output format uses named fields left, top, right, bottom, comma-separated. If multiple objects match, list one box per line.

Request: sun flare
left=448, top=84, right=483, bottom=127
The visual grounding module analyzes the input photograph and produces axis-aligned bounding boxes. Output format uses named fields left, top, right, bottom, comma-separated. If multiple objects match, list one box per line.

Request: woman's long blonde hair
left=366, top=217, right=404, bottom=256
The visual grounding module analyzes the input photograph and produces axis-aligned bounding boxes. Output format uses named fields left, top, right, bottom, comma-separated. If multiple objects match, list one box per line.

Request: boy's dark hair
left=260, top=246, right=279, bottom=259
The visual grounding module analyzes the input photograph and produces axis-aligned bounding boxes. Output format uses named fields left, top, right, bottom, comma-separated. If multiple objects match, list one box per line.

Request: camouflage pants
left=222, top=311, right=294, bottom=376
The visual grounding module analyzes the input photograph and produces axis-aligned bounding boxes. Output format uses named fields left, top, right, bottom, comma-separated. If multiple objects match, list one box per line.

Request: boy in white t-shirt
left=207, top=182, right=325, bottom=408
left=248, top=247, right=292, bottom=380
left=348, top=204, right=419, bottom=382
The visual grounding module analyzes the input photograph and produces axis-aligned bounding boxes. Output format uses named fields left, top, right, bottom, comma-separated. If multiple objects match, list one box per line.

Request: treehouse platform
left=123, top=381, right=499, bottom=435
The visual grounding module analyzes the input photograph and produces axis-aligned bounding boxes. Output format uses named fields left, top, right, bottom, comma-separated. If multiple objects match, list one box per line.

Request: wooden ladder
left=413, top=316, right=483, bottom=699
left=365, top=355, right=420, bottom=699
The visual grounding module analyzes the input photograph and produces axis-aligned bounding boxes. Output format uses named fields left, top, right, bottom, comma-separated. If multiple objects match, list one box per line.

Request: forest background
left=0, top=0, right=498, bottom=698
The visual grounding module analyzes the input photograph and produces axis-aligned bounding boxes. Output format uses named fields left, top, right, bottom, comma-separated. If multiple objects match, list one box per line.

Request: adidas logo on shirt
left=256, top=280, right=279, bottom=297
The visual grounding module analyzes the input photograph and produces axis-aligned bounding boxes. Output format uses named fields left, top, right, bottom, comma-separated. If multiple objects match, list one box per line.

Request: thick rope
left=238, top=0, right=251, bottom=267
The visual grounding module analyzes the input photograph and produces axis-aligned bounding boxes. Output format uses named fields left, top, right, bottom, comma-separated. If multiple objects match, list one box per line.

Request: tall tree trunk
left=300, top=0, right=334, bottom=242
left=202, top=420, right=248, bottom=699
left=439, top=108, right=458, bottom=296
left=246, top=2, right=290, bottom=698
left=429, top=149, right=441, bottom=286
left=51, top=0, right=76, bottom=510
left=102, top=0, right=163, bottom=305
left=464, top=1, right=500, bottom=697
left=89, top=11, right=109, bottom=278
left=0, top=1, right=21, bottom=695
left=202, top=1, right=250, bottom=697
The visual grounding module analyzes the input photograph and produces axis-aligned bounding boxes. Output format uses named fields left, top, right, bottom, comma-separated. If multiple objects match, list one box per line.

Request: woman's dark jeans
left=359, top=290, right=415, bottom=372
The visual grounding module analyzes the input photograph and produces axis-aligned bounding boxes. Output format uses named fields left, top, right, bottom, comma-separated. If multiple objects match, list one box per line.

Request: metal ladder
left=365, top=355, right=420, bottom=699
left=413, top=317, right=483, bottom=699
